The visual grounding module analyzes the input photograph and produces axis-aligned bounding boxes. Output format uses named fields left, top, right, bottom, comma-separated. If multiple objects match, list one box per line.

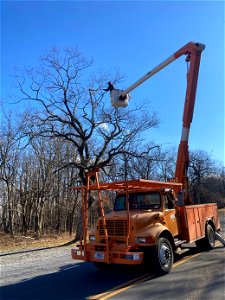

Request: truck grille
left=99, top=220, right=128, bottom=236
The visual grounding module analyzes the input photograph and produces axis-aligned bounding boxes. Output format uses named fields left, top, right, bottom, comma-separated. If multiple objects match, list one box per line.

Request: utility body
left=71, top=42, right=224, bottom=274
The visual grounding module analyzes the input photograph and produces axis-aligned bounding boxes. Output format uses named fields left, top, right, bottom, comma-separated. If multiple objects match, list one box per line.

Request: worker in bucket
left=103, top=81, right=130, bottom=107
left=103, top=81, right=115, bottom=92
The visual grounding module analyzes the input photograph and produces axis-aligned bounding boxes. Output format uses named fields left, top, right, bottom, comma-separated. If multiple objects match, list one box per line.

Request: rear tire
left=196, top=224, right=215, bottom=251
left=151, top=237, right=174, bottom=275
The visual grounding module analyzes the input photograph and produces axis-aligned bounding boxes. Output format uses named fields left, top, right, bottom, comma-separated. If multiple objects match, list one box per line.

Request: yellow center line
left=173, top=252, right=202, bottom=268
left=98, top=275, right=155, bottom=300
left=87, top=242, right=222, bottom=300
left=86, top=273, right=150, bottom=300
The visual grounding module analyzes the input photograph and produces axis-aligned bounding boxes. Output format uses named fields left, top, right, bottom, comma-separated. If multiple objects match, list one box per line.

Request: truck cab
left=95, top=188, right=180, bottom=247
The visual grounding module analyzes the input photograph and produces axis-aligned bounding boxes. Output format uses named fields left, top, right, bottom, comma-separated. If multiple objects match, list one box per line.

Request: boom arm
left=112, top=42, right=205, bottom=203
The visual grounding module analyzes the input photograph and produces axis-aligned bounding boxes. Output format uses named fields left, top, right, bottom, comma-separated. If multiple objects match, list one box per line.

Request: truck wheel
left=205, top=224, right=216, bottom=249
left=196, top=224, right=215, bottom=251
left=152, top=237, right=174, bottom=275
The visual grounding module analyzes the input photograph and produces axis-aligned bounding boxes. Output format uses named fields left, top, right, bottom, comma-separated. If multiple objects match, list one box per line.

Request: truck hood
left=104, top=210, right=163, bottom=227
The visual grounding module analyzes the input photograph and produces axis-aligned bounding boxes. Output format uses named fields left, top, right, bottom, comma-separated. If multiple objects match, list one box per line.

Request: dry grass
left=0, top=232, right=75, bottom=253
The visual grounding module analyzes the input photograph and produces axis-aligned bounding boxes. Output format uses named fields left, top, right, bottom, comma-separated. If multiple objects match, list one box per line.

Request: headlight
left=135, top=236, right=155, bottom=244
left=135, top=237, right=147, bottom=243
left=89, top=235, right=96, bottom=241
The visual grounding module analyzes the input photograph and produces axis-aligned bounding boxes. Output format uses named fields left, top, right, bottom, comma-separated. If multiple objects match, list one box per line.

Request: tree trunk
left=75, top=209, right=83, bottom=241
left=34, top=200, right=44, bottom=239
left=7, top=184, right=15, bottom=237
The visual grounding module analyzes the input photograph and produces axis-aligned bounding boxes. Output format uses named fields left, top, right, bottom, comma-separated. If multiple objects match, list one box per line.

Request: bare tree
left=109, top=143, right=161, bottom=181
left=189, top=150, right=217, bottom=204
left=17, top=48, right=159, bottom=175
left=0, top=111, right=25, bottom=236
left=16, top=48, right=159, bottom=239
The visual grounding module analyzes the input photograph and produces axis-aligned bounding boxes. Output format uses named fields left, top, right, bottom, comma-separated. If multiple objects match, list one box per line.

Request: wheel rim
left=208, top=226, right=215, bottom=247
left=159, top=242, right=172, bottom=268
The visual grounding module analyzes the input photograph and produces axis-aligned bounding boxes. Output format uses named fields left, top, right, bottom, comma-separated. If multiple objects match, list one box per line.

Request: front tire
left=151, top=237, right=174, bottom=275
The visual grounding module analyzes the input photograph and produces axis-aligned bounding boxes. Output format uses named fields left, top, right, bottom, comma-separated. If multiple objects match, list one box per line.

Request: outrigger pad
left=215, top=232, right=225, bottom=247
left=110, top=89, right=130, bottom=108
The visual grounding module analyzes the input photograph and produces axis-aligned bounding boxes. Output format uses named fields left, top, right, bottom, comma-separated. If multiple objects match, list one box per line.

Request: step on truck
left=71, top=42, right=225, bottom=275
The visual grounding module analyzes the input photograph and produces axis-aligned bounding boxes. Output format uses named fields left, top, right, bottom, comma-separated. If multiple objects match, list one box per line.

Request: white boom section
left=121, top=54, right=176, bottom=98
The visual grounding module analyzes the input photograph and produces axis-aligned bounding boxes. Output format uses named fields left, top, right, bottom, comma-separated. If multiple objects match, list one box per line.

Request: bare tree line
left=1, top=110, right=224, bottom=240
left=0, top=112, right=160, bottom=239
left=1, top=47, right=224, bottom=239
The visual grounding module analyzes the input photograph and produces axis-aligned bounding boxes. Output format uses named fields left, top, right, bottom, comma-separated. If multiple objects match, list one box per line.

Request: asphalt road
left=1, top=212, right=225, bottom=300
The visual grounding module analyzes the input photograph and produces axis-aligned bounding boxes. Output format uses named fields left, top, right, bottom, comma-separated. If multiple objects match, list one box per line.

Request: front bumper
left=71, top=244, right=144, bottom=265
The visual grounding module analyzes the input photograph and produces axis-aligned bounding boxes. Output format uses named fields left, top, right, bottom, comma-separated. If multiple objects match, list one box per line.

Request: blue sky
left=1, top=0, right=224, bottom=165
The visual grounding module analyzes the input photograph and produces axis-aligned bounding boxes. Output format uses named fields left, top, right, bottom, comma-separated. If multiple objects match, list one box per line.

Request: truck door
left=163, top=194, right=180, bottom=236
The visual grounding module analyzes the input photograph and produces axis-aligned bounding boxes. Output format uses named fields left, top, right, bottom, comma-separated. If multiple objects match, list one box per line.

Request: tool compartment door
left=184, top=206, right=202, bottom=242
left=184, top=204, right=218, bottom=243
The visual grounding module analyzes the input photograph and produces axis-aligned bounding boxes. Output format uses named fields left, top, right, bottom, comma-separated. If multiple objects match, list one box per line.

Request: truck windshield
left=114, top=192, right=161, bottom=211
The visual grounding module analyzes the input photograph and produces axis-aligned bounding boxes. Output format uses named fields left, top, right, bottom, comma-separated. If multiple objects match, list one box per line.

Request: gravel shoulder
left=0, top=244, right=77, bottom=287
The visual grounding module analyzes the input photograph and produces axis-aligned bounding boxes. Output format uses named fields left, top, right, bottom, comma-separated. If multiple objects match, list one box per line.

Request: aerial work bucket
left=110, top=89, right=130, bottom=108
